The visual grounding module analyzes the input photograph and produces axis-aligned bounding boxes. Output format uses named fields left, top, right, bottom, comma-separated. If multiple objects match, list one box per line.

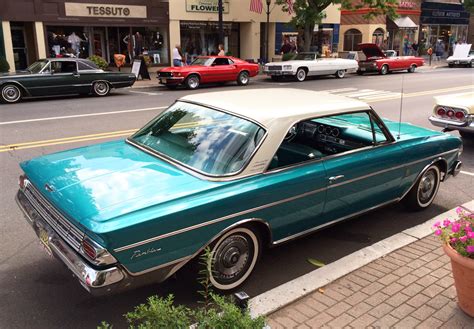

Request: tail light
left=437, top=108, right=446, bottom=116
left=446, top=109, right=455, bottom=118
left=455, top=111, right=465, bottom=120
left=82, top=239, right=97, bottom=260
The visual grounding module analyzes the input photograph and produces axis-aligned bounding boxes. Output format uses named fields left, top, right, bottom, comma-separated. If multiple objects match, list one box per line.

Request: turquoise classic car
left=1, top=58, right=136, bottom=104
left=16, top=89, right=463, bottom=294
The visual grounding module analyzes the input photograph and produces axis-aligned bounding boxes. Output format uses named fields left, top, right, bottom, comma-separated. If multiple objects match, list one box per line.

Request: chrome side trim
left=272, top=198, right=400, bottom=245
left=123, top=218, right=272, bottom=277
left=113, top=149, right=459, bottom=253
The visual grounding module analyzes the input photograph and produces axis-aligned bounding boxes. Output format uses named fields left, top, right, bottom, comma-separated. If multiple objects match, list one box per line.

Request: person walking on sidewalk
left=172, top=44, right=184, bottom=67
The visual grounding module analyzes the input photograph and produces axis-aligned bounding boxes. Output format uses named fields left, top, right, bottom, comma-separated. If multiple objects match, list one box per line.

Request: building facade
left=1, top=0, right=170, bottom=71
left=168, top=0, right=340, bottom=64
left=339, top=0, right=470, bottom=56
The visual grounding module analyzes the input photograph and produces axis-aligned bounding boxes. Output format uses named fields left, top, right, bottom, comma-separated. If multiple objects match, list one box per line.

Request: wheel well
left=433, top=159, right=448, bottom=181
left=1, top=82, right=28, bottom=96
left=411, top=64, right=417, bottom=67
left=297, top=67, right=308, bottom=74
left=239, top=70, right=249, bottom=75
left=187, top=73, right=200, bottom=80
left=242, top=220, right=272, bottom=248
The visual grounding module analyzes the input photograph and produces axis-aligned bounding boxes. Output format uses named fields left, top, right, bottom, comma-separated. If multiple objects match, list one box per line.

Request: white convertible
left=264, top=52, right=358, bottom=81
left=447, top=44, right=473, bottom=68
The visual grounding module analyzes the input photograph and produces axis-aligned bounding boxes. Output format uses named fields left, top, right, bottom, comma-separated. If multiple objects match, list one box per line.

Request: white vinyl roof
left=179, top=89, right=371, bottom=180
left=180, top=89, right=369, bottom=128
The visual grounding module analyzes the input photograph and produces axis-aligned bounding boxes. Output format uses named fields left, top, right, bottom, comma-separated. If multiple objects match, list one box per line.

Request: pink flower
left=466, top=225, right=473, bottom=232
left=456, top=207, right=463, bottom=214
left=460, top=236, right=468, bottom=243
left=434, top=229, right=442, bottom=236
left=468, top=232, right=474, bottom=239
left=443, top=219, right=452, bottom=227
left=451, top=223, right=461, bottom=233
left=450, top=238, right=458, bottom=244
left=433, top=221, right=441, bottom=228
left=467, top=246, right=474, bottom=253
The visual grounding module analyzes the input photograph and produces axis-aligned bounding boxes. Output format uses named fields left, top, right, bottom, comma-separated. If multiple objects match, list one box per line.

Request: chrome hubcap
left=297, top=70, right=305, bottom=81
left=94, top=82, right=108, bottom=95
left=2, top=85, right=20, bottom=102
left=382, top=66, right=387, bottom=74
left=240, top=73, right=249, bottom=84
left=418, top=170, right=436, bottom=204
left=337, top=70, right=344, bottom=77
left=188, top=77, right=199, bottom=88
left=213, top=234, right=251, bottom=283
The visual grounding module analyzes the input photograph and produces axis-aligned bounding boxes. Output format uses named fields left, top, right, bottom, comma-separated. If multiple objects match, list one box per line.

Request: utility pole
left=218, top=0, right=224, bottom=45
left=265, top=0, right=271, bottom=63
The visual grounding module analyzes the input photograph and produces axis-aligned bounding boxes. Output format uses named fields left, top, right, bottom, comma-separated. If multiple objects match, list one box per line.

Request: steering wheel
left=284, top=124, right=298, bottom=142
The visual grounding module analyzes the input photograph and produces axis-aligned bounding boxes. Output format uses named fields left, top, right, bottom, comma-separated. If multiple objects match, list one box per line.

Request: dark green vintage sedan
left=0, top=58, right=136, bottom=104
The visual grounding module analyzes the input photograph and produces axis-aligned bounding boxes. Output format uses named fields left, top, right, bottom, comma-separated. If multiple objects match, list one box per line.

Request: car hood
left=20, top=140, right=222, bottom=229
left=358, top=43, right=386, bottom=59
left=451, top=44, right=472, bottom=59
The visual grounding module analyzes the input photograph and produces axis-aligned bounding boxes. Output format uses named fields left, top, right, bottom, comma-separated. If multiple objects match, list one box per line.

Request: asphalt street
left=1, top=67, right=473, bottom=328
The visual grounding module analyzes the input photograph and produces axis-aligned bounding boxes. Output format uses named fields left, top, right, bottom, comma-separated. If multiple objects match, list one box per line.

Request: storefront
left=1, top=0, right=170, bottom=71
left=420, top=2, right=470, bottom=56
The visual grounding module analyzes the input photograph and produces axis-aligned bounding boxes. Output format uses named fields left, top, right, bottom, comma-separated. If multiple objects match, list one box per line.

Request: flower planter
left=443, top=243, right=474, bottom=317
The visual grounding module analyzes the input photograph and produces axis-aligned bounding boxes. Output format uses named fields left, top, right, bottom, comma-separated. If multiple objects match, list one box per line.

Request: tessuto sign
left=186, top=0, right=229, bottom=13
left=65, top=2, right=147, bottom=18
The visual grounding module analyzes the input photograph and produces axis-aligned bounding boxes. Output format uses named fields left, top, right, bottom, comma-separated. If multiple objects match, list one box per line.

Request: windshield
left=27, top=60, right=49, bottom=73
left=190, top=57, right=213, bottom=66
left=130, top=101, right=266, bottom=176
left=293, top=53, right=316, bottom=61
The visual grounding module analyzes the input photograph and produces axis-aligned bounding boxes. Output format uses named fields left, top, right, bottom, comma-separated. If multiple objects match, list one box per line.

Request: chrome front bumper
left=429, top=116, right=474, bottom=134
left=263, top=70, right=294, bottom=76
left=16, top=190, right=126, bottom=295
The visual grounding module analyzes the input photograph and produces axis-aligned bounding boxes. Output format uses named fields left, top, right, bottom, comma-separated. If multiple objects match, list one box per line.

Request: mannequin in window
left=123, top=34, right=136, bottom=61
left=134, top=32, right=143, bottom=56
left=67, top=32, right=83, bottom=57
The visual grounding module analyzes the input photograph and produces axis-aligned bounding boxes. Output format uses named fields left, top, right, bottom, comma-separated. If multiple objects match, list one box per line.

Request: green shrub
left=0, top=57, right=10, bottom=73
left=87, top=55, right=109, bottom=70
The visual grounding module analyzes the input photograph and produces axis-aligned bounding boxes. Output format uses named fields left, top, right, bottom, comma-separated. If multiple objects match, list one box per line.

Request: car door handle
left=328, top=175, right=345, bottom=183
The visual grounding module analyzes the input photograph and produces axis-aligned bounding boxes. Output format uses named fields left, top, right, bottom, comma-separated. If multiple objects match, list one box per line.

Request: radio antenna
left=397, top=75, right=405, bottom=140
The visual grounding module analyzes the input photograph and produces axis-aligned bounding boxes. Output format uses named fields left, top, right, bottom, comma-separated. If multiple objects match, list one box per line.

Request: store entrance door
left=92, top=28, right=106, bottom=58
left=11, top=24, right=28, bottom=70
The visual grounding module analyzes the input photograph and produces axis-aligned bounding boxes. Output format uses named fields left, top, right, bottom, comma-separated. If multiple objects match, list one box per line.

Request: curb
left=249, top=200, right=474, bottom=318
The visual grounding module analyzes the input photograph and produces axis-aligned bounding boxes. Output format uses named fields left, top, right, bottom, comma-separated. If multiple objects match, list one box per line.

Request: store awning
left=389, top=16, right=418, bottom=29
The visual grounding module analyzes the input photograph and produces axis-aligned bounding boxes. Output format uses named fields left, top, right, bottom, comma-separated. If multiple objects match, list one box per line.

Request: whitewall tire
left=404, top=165, right=441, bottom=210
left=92, top=81, right=110, bottom=96
left=208, top=227, right=260, bottom=291
left=335, top=70, right=345, bottom=78
left=1, top=84, right=22, bottom=103
left=295, top=68, right=307, bottom=82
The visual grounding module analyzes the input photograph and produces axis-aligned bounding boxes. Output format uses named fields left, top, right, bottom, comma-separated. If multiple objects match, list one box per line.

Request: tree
left=463, top=0, right=474, bottom=13
left=275, top=0, right=399, bottom=52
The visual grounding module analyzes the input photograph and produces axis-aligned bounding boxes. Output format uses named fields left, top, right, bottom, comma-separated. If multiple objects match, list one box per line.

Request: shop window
left=343, top=29, right=362, bottom=51
left=372, top=28, right=385, bottom=47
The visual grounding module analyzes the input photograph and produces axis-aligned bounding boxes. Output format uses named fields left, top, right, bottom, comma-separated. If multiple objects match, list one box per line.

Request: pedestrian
left=172, top=44, right=184, bottom=67
left=411, top=42, right=418, bottom=56
left=280, top=37, right=292, bottom=55
left=435, top=40, right=444, bottom=61
left=218, top=44, right=225, bottom=56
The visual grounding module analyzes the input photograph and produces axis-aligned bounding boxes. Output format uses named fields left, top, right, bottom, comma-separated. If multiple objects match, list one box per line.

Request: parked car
left=263, top=52, right=358, bottom=81
left=357, top=43, right=425, bottom=75
left=157, top=56, right=259, bottom=89
left=0, top=58, right=136, bottom=104
left=429, top=92, right=474, bottom=139
left=17, top=89, right=462, bottom=295
left=447, top=44, right=474, bottom=68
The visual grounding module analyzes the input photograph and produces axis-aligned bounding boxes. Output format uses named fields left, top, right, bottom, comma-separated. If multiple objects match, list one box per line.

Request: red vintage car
left=357, top=43, right=424, bottom=75
left=157, top=56, right=260, bottom=89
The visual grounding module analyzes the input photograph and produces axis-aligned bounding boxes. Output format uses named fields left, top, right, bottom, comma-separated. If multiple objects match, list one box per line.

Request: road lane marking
left=0, top=106, right=167, bottom=126
left=460, top=171, right=474, bottom=177
left=2, top=85, right=474, bottom=152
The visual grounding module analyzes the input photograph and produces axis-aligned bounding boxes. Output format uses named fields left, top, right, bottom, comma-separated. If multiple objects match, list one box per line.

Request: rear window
left=78, top=60, right=99, bottom=70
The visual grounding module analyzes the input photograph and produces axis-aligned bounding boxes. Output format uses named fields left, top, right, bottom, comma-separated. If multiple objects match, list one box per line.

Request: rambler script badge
left=44, top=184, right=54, bottom=192
left=131, top=247, right=162, bottom=260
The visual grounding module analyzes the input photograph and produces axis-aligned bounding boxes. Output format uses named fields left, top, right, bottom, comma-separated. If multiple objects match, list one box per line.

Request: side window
left=213, top=58, right=229, bottom=66
left=267, top=111, right=390, bottom=170
left=51, top=61, right=77, bottom=73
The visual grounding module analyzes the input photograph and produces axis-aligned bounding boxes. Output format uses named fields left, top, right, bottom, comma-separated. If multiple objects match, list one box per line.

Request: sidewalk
left=249, top=201, right=474, bottom=328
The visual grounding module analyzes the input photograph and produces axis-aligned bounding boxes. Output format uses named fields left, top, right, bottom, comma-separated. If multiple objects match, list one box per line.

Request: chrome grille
left=267, top=65, right=282, bottom=71
left=23, top=180, right=84, bottom=251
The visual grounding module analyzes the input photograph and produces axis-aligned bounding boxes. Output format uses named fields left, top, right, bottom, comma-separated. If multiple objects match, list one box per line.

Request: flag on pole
left=249, top=0, right=263, bottom=14
left=286, top=0, right=294, bottom=15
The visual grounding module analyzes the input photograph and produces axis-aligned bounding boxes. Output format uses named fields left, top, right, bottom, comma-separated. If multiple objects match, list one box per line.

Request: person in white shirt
left=173, top=45, right=184, bottom=66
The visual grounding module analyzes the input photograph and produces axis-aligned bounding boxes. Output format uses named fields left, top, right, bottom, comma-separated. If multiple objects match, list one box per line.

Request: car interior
left=268, top=111, right=390, bottom=170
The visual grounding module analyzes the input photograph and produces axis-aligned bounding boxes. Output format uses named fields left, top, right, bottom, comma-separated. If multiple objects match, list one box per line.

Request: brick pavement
left=267, top=235, right=473, bottom=328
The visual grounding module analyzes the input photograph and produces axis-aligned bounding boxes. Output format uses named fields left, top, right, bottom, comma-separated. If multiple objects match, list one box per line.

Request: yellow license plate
left=39, top=227, right=53, bottom=257
left=161, top=78, right=167, bottom=83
